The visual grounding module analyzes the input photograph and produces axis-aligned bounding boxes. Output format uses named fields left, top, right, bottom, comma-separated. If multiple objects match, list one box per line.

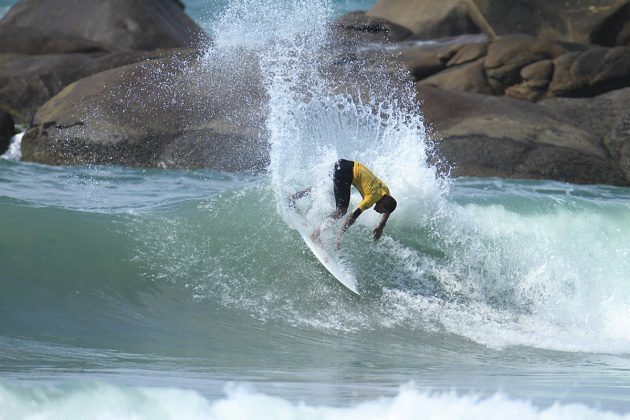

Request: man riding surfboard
left=290, top=159, right=397, bottom=247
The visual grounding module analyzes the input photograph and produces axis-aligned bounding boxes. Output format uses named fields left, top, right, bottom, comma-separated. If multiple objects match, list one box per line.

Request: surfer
left=290, top=159, right=397, bottom=247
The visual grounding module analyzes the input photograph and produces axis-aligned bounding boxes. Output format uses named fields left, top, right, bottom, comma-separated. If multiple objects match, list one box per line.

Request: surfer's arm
left=336, top=209, right=362, bottom=249
left=373, top=213, right=390, bottom=241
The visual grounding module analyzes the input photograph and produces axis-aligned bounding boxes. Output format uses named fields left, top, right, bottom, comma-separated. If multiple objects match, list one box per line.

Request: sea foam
left=1, top=382, right=628, bottom=420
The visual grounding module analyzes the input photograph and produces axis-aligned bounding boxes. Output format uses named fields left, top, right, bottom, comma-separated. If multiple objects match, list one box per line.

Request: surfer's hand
left=373, top=226, right=384, bottom=241
left=310, top=228, right=321, bottom=244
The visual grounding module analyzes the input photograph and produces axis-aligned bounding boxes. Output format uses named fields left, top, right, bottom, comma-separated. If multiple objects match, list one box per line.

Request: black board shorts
left=333, top=159, right=354, bottom=210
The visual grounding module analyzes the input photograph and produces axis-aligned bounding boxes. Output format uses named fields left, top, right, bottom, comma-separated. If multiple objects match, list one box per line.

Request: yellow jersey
left=352, top=161, right=390, bottom=211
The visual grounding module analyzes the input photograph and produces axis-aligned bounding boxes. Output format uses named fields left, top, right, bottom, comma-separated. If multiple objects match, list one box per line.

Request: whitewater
left=2, top=0, right=630, bottom=419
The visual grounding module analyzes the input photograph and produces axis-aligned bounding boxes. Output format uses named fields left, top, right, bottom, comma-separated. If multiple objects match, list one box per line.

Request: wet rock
left=0, top=0, right=207, bottom=52
left=368, top=0, right=481, bottom=40
left=446, top=42, right=488, bottom=66
left=368, top=0, right=630, bottom=46
left=549, top=46, right=630, bottom=97
left=542, top=88, right=630, bottom=182
left=333, top=11, right=412, bottom=43
left=484, top=35, right=566, bottom=94
left=419, top=58, right=493, bottom=94
left=0, top=0, right=209, bottom=125
left=418, top=85, right=627, bottom=185
left=0, top=25, right=109, bottom=55
left=505, top=59, right=554, bottom=101
left=0, top=50, right=167, bottom=125
left=21, top=51, right=269, bottom=172
left=590, top=2, right=630, bottom=46
left=399, top=48, right=446, bottom=80
left=0, top=110, right=15, bottom=154
left=388, top=36, right=489, bottom=82
left=474, top=0, right=630, bottom=45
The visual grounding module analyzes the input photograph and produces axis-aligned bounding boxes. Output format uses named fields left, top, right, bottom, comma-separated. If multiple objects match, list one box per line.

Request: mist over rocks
left=21, top=50, right=269, bottom=171
left=0, top=49, right=172, bottom=125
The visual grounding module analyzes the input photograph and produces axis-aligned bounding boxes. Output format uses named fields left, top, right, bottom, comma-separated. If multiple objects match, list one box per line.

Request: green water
left=1, top=158, right=630, bottom=416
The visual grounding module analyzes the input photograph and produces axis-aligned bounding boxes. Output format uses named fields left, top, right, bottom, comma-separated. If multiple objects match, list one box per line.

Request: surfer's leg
left=312, top=161, right=353, bottom=242
left=333, top=159, right=353, bottom=212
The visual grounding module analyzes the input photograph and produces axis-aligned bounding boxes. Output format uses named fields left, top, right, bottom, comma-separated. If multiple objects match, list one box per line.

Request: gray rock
left=446, top=42, right=488, bottom=66
left=0, top=50, right=167, bottom=124
left=399, top=48, right=446, bottom=80
left=549, top=46, right=630, bottom=97
left=505, top=59, right=554, bottom=101
left=0, top=0, right=207, bottom=52
left=368, top=0, right=630, bottom=46
left=0, top=110, right=15, bottom=154
left=21, top=51, right=269, bottom=171
left=590, top=2, right=630, bottom=46
left=333, top=11, right=412, bottom=43
left=0, top=0, right=210, bottom=125
left=0, top=25, right=109, bottom=55
left=474, top=0, right=630, bottom=45
left=484, top=35, right=566, bottom=94
left=419, top=58, right=493, bottom=94
left=368, top=0, right=481, bottom=40
left=418, top=85, right=627, bottom=185
left=542, top=88, right=630, bottom=182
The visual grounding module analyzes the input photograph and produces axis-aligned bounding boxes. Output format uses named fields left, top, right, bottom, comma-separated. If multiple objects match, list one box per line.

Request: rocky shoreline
left=2, top=0, right=630, bottom=185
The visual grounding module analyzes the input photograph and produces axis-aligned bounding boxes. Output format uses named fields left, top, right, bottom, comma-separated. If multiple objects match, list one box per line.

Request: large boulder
left=397, top=34, right=630, bottom=102
left=483, top=34, right=566, bottom=94
left=418, top=85, right=627, bottom=185
left=548, top=46, right=630, bottom=97
left=0, top=50, right=165, bottom=124
left=368, top=0, right=630, bottom=46
left=542, top=88, right=630, bottom=182
left=474, top=0, right=630, bottom=45
left=21, top=51, right=269, bottom=171
left=0, top=0, right=207, bottom=52
left=0, top=0, right=209, bottom=125
left=0, top=25, right=109, bottom=55
left=419, top=57, right=493, bottom=94
left=368, top=0, right=481, bottom=40
left=0, top=110, right=15, bottom=154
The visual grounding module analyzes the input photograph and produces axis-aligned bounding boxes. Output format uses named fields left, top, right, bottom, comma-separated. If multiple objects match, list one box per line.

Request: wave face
left=2, top=160, right=630, bottom=357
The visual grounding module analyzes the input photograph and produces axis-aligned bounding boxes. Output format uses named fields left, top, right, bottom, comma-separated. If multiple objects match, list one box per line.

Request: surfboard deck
left=286, top=210, right=359, bottom=295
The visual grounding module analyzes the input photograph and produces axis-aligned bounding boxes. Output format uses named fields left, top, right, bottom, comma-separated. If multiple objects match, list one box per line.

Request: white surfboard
left=286, top=210, right=359, bottom=295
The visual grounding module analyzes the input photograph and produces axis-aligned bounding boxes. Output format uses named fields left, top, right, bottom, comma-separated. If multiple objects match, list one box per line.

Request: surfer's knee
left=335, top=207, right=348, bottom=218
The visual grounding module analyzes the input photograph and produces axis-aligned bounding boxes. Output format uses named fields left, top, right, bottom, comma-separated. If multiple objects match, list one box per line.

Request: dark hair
left=381, top=195, right=397, bottom=213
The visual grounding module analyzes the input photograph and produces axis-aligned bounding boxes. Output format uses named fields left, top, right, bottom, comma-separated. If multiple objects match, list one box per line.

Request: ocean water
left=2, top=0, right=630, bottom=419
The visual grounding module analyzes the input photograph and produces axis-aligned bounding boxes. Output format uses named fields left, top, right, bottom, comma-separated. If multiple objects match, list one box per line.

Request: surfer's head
left=375, top=195, right=397, bottom=214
